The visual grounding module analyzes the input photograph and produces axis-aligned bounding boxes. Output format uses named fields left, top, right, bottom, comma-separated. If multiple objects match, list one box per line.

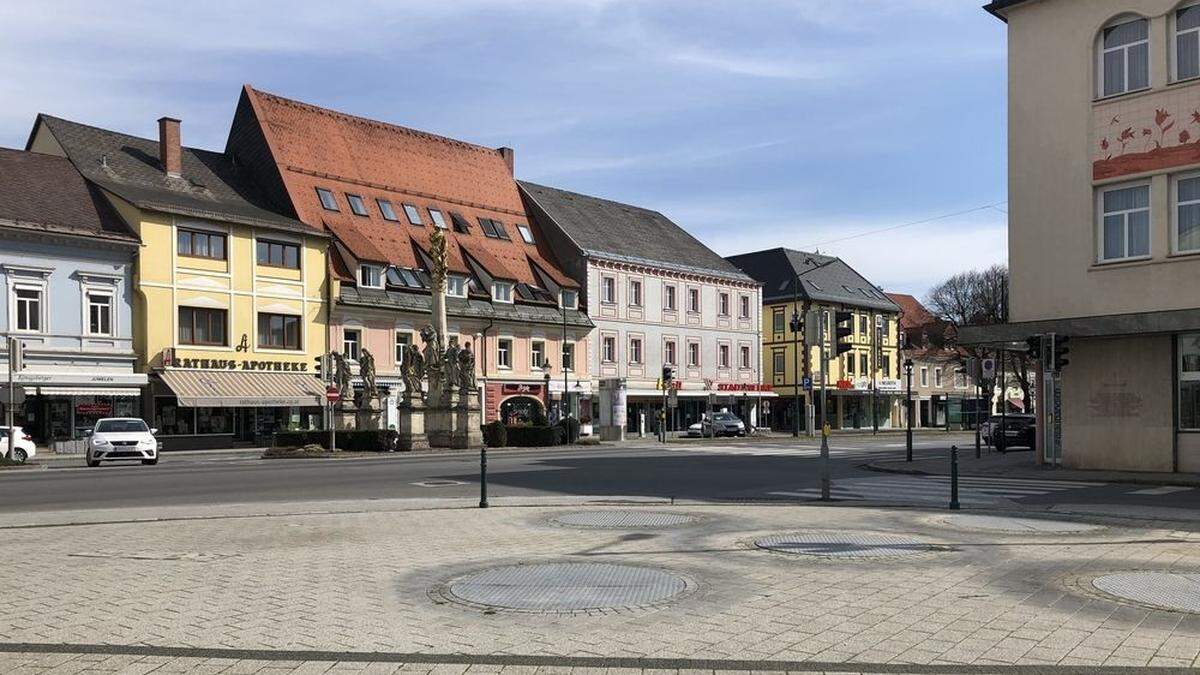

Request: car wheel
left=13, top=448, right=27, bottom=463
left=142, top=456, right=158, bottom=466
left=86, top=455, right=101, bottom=467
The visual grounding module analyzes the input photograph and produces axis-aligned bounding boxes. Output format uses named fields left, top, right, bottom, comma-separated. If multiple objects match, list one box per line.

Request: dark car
left=989, top=414, right=1036, bottom=451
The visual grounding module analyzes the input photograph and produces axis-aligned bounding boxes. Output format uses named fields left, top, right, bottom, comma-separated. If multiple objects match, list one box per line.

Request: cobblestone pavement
left=2, top=499, right=1200, bottom=673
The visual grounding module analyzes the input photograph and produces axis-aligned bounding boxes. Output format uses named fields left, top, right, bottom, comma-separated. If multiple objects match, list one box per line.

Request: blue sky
left=0, top=0, right=1008, bottom=300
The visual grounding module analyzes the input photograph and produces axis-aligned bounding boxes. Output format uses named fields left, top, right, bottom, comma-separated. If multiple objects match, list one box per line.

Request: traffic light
left=834, top=311, right=854, bottom=356
left=1025, top=335, right=1041, bottom=362
left=789, top=309, right=801, bottom=334
left=661, top=365, right=674, bottom=387
left=6, top=337, right=25, bottom=372
left=1052, top=334, right=1070, bottom=371
left=314, top=353, right=325, bottom=378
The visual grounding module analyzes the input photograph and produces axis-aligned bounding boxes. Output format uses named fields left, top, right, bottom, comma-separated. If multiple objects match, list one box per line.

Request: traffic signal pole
left=5, top=337, right=17, bottom=461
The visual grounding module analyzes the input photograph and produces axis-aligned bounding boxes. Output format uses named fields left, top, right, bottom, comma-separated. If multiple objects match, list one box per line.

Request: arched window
left=1177, top=3, right=1200, bottom=80
left=1099, top=17, right=1150, bottom=97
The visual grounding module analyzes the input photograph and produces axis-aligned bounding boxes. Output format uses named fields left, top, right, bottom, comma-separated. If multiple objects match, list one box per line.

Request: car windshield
left=95, top=419, right=149, bottom=433
left=713, top=413, right=735, bottom=421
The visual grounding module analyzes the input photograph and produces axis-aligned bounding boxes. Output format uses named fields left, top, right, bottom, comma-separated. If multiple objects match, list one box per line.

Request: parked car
left=988, top=414, right=1037, bottom=451
left=0, top=426, right=36, bottom=463
left=686, top=412, right=747, bottom=438
left=85, top=418, right=160, bottom=467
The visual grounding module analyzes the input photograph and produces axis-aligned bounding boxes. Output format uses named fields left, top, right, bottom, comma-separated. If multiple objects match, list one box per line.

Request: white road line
left=1128, top=485, right=1194, bottom=495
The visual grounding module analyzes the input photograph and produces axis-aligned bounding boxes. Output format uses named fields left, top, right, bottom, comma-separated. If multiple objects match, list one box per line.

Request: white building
left=521, top=182, right=765, bottom=439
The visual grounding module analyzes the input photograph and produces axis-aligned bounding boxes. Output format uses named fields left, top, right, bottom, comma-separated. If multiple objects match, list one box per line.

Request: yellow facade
left=112, top=201, right=329, bottom=373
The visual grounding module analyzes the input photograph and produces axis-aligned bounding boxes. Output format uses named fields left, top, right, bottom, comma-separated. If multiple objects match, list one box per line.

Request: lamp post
left=903, top=357, right=914, bottom=462
left=541, top=359, right=552, bottom=423
left=789, top=302, right=801, bottom=437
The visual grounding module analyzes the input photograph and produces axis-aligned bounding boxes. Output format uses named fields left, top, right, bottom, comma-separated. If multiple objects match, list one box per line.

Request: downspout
left=480, top=315, right=495, bottom=422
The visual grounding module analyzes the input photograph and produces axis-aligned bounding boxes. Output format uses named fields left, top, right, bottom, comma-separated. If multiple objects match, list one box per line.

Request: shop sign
left=836, top=379, right=854, bottom=390
left=877, top=379, right=902, bottom=393
left=716, top=383, right=773, bottom=392
left=75, top=402, right=113, bottom=416
left=169, top=358, right=309, bottom=372
left=502, top=383, right=543, bottom=395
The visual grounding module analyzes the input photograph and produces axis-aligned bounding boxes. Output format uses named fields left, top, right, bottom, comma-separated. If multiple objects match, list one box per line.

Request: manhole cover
left=1092, top=572, right=1200, bottom=613
left=940, top=514, right=1103, bottom=533
left=551, top=511, right=697, bottom=529
left=441, top=562, right=689, bottom=612
left=412, top=480, right=466, bottom=487
left=756, top=532, right=939, bottom=558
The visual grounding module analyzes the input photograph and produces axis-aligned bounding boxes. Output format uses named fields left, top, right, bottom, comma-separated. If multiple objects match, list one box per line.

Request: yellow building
left=29, top=115, right=330, bottom=448
left=726, top=248, right=901, bottom=431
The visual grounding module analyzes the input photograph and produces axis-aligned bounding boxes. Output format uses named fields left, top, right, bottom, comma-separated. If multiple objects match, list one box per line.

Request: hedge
left=503, top=425, right=563, bottom=447
left=481, top=420, right=507, bottom=448
left=274, top=429, right=398, bottom=452
left=557, top=417, right=581, bottom=444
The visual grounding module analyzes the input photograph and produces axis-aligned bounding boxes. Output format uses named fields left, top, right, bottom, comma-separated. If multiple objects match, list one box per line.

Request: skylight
left=377, top=199, right=398, bottom=222
left=450, top=212, right=471, bottom=234
left=347, top=194, right=368, bottom=217
left=492, top=220, right=511, bottom=241
left=429, top=208, right=447, bottom=229
left=516, top=223, right=535, bottom=244
left=478, top=217, right=499, bottom=238
left=403, top=204, right=423, bottom=226
left=316, top=188, right=339, bottom=211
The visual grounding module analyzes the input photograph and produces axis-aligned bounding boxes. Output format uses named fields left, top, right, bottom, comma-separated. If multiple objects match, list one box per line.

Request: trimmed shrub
left=504, top=425, right=561, bottom=447
left=557, top=417, right=581, bottom=444
left=274, top=429, right=398, bottom=452
left=481, top=420, right=507, bottom=448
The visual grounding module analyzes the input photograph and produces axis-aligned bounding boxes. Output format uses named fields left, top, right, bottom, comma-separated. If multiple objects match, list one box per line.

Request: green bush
left=274, top=429, right=398, bottom=452
left=504, top=425, right=562, bottom=447
left=481, top=420, right=507, bottom=448
left=557, top=417, right=581, bottom=444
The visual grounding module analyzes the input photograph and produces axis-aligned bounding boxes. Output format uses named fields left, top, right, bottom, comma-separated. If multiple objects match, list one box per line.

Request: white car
left=86, top=418, right=160, bottom=467
left=0, top=426, right=37, bottom=463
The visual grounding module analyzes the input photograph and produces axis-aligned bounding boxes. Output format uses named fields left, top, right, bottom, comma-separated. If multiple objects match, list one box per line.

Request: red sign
left=75, top=402, right=112, bottom=416
left=716, top=383, right=773, bottom=392
left=836, top=379, right=854, bottom=390
left=325, top=386, right=340, bottom=403
left=502, top=383, right=543, bottom=395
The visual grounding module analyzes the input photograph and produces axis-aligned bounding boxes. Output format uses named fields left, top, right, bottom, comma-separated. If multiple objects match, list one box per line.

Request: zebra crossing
left=769, top=474, right=1107, bottom=505
left=662, top=441, right=941, bottom=460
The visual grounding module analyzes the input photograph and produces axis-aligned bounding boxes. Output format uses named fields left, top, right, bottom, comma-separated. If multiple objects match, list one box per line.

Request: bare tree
left=926, top=264, right=1033, bottom=411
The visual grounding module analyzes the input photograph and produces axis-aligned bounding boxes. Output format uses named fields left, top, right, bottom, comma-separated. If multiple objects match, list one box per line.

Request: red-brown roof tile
left=885, top=292, right=937, bottom=330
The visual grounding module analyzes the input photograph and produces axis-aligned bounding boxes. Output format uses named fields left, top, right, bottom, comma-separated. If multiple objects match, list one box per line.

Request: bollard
left=949, top=445, right=960, bottom=511
left=820, top=423, right=831, bottom=501
left=479, top=445, right=489, bottom=509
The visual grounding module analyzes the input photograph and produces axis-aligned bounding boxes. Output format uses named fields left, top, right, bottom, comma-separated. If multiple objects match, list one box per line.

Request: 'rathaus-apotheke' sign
left=162, top=349, right=308, bottom=372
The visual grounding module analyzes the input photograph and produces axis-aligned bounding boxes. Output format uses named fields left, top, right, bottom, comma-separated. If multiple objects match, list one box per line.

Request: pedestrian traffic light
left=834, top=311, right=854, bottom=356
left=1052, top=334, right=1070, bottom=371
left=1025, top=335, right=1041, bottom=362
left=661, top=365, right=674, bottom=386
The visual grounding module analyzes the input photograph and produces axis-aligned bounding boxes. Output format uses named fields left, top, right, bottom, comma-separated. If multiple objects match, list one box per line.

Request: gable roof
left=0, top=147, right=138, bottom=245
left=725, top=248, right=898, bottom=312
left=29, top=115, right=318, bottom=236
left=230, top=86, right=575, bottom=295
left=885, top=292, right=937, bottom=329
left=518, top=181, right=754, bottom=283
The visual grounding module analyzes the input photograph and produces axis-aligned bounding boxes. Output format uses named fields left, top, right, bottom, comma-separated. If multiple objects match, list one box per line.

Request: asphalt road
left=1, top=433, right=1198, bottom=515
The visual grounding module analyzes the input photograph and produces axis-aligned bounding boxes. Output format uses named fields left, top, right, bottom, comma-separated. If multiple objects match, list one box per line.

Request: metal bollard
left=479, top=445, right=489, bottom=509
left=820, top=423, right=831, bottom=501
left=949, top=445, right=960, bottom=511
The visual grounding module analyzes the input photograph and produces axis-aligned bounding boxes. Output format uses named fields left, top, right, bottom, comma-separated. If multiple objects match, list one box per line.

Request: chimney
left=497, top=146, right=514, bottom=175
left=158, top=117, right=182, bottom=177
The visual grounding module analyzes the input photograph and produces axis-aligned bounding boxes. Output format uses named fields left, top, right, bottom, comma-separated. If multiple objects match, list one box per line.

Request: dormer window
left=447, top=275, right=468, bottom=298
left=492, top=281, right=514, bottom=303
left=516, top=223, right=535, bottom=244
left=359, top=264, right=384, bottom=289
left=560, top=289, right=578, bottom=309
left=316, top=187, right=339, bottom=211
left=347, top=194, right=368, bottom=217
left=403, top=204, right=423, bottom=226
left=1099, top=17, right=1149, bottom=98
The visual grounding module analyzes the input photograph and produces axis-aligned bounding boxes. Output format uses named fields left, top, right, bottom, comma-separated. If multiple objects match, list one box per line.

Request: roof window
left=377, top=199, right=398, bottom=222
left=403, top=203, right=423, bottom=226
left=347, top=194, right=368, bottom=217
left=316, top=188, right=339, bottom=212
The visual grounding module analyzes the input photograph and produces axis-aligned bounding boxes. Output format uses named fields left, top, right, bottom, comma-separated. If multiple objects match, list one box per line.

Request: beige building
left=971, top=0, right=1200, bottom=472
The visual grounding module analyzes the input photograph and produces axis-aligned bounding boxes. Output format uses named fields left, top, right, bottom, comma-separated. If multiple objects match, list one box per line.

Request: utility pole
left=790, top=274, right=801, bottom=437
left=5, top=337, right=20, bottom=461
left=819, top=317, right=831, bottom=500
left=871, top=320, right=879, bottom=435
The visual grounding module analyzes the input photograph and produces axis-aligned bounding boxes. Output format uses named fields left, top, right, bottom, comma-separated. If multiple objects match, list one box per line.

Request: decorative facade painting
left=1093, top=87, right=1200, bottom=180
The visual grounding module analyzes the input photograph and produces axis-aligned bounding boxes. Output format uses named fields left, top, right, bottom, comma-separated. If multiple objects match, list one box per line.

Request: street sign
left=982, top=358, right=996, bottom=380
left=667, top=387, right=678, bottom=408
left=801, top=376, right=812, bottom=390
left=0, top=389, right=25, bottom=406
left=325, top=386, right=340, bottom=403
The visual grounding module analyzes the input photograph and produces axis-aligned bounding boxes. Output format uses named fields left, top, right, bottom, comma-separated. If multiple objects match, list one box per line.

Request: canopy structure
left=157, top=369, right=326, bottom=408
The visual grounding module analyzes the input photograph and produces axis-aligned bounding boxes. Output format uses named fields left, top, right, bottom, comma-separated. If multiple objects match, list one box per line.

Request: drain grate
left=940, top=514, right=1103, bottom=533
left=551, top=511, right=697, bottom=529
left=441, top=562, right=688, bottom=613
left=1092, top=572, right=1200, bottom=613
left=755, top=532, right=939, bottom=558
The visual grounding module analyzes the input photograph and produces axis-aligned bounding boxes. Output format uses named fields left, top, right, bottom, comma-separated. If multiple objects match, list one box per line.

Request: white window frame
left=497, top=338, right=512, bottom=369
left=739, top=295, right=750, bottom=319
left=395, top=330, right=412, bottom=365
left=718, top=292, right=730, bottom=317
left=664, top=284, right=677, bottom=312
left=601, top=276, right=616, bottom=304
left=85, top=288, right=115, bottom=337
left=11, top=283, right=45, bottom=334
left=664, top=339, right=677, bottom=366
left=447, top=275, right=468, bottom=298
left=601, top=335, right=616, bottom=363
left=629, top=336, right=643, bottom=365
left=1176, top=4, right=1200, bottom=82
left=718, top=343, right=731, bottom=369
left=1098, top=181, right=1152, bottom=263
left=359, top=264, right=384, bottom=289
left=560, top=289, right=578, bottom=309
left=531, top=339, right=546, bottom=370
left=740, top=344, right=752, bottom=370
left=1098, top=16, right=1151, bottom=99
left=492, top=281, right=514, bottom=304
left=920, top=367, right=929, bottom=387
left=687, top=340, right=701, bottom=367
left=687, top=287, right=700, bottom=314
left=628, top=278, right=643, bottom=307
left=343, top=328, right=361, bottom=361
left=1173, top=171, right=1200, bottom=254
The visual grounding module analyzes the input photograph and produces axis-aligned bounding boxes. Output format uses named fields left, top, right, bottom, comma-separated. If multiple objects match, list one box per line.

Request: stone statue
left=420, top=324, right=444, bottom=392
left=402, top=343, right=425, bottom=401
left=358, top=348, right=377, bottom=409
left=444, top=338, right=461, bottom=391
left=458, top=341, right=476, bottom=391
left=330, top=350, right=353, bottom=405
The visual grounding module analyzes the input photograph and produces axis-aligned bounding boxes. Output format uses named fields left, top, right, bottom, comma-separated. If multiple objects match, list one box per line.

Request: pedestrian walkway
left=770, top=474, right=1106, bottom=506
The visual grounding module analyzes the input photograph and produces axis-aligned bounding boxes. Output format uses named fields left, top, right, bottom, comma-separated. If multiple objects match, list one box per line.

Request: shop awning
left=157, top=370, right=326, bottom=408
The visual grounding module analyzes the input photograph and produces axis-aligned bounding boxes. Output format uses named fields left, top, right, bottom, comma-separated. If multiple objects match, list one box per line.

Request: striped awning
left=157, top=369, right=326, bottom=408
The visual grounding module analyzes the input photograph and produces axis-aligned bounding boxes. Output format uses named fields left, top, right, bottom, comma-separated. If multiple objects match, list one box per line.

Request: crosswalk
left=769, top=474, right=1107, bottom=506
left=661, top=442, right=942, bottom=460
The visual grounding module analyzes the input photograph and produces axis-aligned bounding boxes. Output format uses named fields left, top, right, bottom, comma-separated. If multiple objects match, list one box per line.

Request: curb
left=863, top=460, right=1200, bottom=488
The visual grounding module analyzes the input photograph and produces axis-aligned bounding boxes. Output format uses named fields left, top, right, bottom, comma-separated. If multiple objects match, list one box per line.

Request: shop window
left=258, top=313, right=301, bottom=350
left=1181, top=333, right=1200, bottom=430
left=178, top=307, right=226, bottom=346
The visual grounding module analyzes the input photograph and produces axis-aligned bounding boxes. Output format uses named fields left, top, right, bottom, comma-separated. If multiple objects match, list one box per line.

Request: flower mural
left=1095, top=105, right=1200, bottom=180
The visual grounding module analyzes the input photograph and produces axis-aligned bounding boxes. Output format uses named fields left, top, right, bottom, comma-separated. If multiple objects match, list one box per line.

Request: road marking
left=768, top=473, right=1101, bottom=505
left=1128, top=485, right=1193, bottom=495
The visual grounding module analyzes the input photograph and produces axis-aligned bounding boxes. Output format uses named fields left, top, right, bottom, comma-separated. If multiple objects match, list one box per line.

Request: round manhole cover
left=442, top=563, right=689, bottom=613
left=551, top=511, right=697, bottom=529
left=756, top=532, right=939, bottom=558
left=940, top=514, right=1103, bottom=533
left=1092, top=572, right=1200, bottom=613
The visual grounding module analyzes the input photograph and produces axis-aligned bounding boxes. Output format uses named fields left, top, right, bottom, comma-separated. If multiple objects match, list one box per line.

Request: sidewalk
left=867, top=446, right=1200, bottom=487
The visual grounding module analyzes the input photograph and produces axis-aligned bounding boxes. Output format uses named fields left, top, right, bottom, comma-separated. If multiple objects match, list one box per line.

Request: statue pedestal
left=396, top=398, right=430, bottom=451
left=426, top=380, right=450, bottom=447
left=356, top=403, right=383, bottom=431
left=450, top=388, right=483, bottom=449
left=334, top=404, right=358, bottom=432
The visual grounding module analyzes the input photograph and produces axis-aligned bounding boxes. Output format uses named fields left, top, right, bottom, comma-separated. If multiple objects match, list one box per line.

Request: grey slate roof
left=31, top=115, right=320, bottom=237
left=725, top=248, right=899, bottom=312
left=518, top=181, right=753, bottom=282
left=339, top=286, right=594, bottom=329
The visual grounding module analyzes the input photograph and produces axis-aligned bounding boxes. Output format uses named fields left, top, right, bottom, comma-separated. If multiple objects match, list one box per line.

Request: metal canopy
left=958, top=308, right=1200, bottom=345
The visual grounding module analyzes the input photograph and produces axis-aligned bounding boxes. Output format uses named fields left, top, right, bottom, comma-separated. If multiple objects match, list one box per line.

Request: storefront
left=10, top=372, right=147, bottom=451
left=622, top=383, right=771, bottom=434
left=149, top=365, right=326, bottom=450
left=832, top=378, right=901, bottom=430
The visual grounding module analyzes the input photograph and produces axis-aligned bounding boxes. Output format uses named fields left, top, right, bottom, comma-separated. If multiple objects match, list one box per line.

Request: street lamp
left=903, top=357, right=914, bottom=462
left=789, top=303, right=801, bottom=437
left=541, top=359, right=552, bottom=423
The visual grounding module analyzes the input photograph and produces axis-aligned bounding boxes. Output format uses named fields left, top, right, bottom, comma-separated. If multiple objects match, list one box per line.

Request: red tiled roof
left=238, top=85, right=575, bottom=293
left=885, top=292, right=937, bottom=330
